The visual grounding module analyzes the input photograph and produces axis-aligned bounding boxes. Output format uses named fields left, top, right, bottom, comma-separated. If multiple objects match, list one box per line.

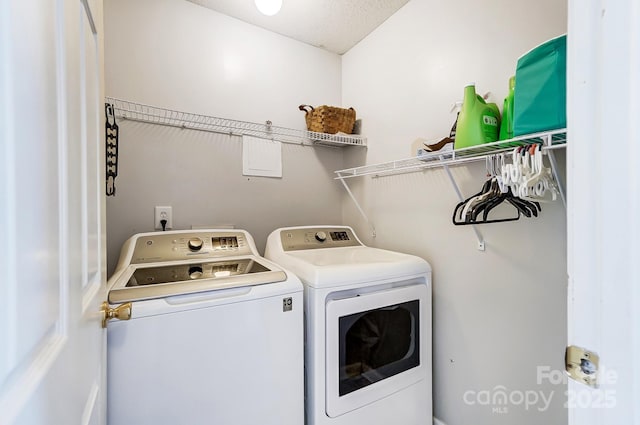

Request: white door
left=0, top=0, right=106, bottom=424
left=567, top=0, right=640, bottom=423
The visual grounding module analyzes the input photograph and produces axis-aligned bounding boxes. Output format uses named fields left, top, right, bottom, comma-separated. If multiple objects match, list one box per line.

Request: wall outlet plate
left=154, top=206, right=173, bottom=230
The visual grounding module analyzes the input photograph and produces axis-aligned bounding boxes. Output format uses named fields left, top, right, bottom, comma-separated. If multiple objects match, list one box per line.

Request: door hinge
left=565, top=345, right=599, bottom=387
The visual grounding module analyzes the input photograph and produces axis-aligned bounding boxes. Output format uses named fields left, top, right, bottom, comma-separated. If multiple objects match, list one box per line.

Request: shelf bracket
left=545, top=149, right=566, bottom=208
left=442, top=162, right=486, bottom=251
left=337, top=174, right=376, bottom=238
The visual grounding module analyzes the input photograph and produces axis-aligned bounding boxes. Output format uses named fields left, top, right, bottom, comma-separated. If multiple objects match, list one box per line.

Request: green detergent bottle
left=454, top=83, right=500, bottom=149
left=499, top=76, right=515, bottom=140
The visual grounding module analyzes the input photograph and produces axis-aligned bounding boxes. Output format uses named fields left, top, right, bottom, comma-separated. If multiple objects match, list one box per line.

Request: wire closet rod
left=105, top=97, right=367, bottom=148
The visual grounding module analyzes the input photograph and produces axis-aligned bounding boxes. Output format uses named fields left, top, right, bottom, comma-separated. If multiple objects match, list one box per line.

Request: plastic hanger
left=474, top=187, right=540, bottom=221
left=454, top=177, right=522, bottom=225
left=519, top=144, right=559, bottom=202
left=452, top=149, right=544, bottom=226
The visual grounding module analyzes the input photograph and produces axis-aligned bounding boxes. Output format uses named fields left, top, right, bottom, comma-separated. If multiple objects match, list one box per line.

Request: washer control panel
left=130, top=231, right=251, bottom=264
left=280, top=227, right=361, bottom=251
left=125, top=258, right=270, bottom=286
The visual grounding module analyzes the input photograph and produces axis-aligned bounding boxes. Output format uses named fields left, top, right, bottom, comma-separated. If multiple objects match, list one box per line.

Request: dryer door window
left=325, top=283, right=429, bottom=418
left=339, top=299, right=419, bottom=396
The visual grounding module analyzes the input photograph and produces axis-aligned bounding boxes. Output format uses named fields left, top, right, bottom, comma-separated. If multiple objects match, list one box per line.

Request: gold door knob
left=101, top=301, right=132, bottom=328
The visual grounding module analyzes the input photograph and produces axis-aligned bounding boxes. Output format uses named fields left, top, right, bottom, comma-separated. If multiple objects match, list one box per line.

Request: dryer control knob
left=315, top=231, right=327, bottom=242
left=187, top=237, right=204, bottom=251
left=188, top=266, right=203, bottom=279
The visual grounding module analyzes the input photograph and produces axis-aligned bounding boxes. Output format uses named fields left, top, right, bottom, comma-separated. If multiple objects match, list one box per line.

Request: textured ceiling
left=186, top=0, right=410, bottom=55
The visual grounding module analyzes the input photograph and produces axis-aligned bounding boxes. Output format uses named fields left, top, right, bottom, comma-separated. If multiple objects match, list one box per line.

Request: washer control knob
left=315, top=231, right=327, bottom=242
left=188, top=266, right=203, bottom=279
left=187, top=237, right=204, bottom=251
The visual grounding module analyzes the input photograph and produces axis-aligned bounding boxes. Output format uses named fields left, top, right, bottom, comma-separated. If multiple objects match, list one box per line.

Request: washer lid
left=277, top=246, right=431, bottom=288
left=107, top=256, right=288, bottom=304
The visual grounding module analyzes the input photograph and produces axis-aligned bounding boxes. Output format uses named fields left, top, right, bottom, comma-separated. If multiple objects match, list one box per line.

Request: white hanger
left=519, top=144, right=559, bottom=202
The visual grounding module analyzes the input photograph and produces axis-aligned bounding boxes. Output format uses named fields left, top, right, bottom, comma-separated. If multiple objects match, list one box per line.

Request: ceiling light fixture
left=254, top=0, right=282, bottom=16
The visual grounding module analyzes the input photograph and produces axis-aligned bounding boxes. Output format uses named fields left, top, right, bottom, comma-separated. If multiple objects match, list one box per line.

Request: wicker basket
left=298, top=104, right=356, bottom=134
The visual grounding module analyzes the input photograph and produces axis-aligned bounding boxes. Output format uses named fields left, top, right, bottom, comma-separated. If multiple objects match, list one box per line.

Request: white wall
left=104, top=0, right=347, bottom=275
left=342, top=1, right=568, bottom=425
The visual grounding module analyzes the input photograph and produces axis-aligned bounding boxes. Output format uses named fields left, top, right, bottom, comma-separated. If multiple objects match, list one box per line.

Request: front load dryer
left=265, top=225, right=432, bottom=425
left=106, top=229, right=303, bottom=425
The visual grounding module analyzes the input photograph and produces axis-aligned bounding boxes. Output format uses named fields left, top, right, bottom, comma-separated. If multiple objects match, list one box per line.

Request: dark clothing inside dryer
left=339, top=300, right=420, bottom=396
left=346, top=308, right=411, bottom=372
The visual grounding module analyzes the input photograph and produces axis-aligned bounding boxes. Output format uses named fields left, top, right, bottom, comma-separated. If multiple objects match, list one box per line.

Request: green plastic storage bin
left=513, top=34, right=567, bottom=136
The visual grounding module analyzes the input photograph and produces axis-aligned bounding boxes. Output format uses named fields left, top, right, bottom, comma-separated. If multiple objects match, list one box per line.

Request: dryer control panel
left=280, top=227, right=362, bottom=251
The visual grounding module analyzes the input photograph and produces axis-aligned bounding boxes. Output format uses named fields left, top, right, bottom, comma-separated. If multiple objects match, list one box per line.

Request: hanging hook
left=105, top=102, right=119, bottom=197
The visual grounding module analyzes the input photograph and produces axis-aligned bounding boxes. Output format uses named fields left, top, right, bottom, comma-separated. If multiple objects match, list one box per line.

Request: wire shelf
left=335, top=128, right=566, bottom=179
left=105, top=97, right=367, bottom=148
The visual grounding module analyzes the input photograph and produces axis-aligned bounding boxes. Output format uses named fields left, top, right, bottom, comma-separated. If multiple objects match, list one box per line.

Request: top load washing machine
left=106, top=229, right=303, bottom=425
left=265, top=225, right=432, bottom=425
